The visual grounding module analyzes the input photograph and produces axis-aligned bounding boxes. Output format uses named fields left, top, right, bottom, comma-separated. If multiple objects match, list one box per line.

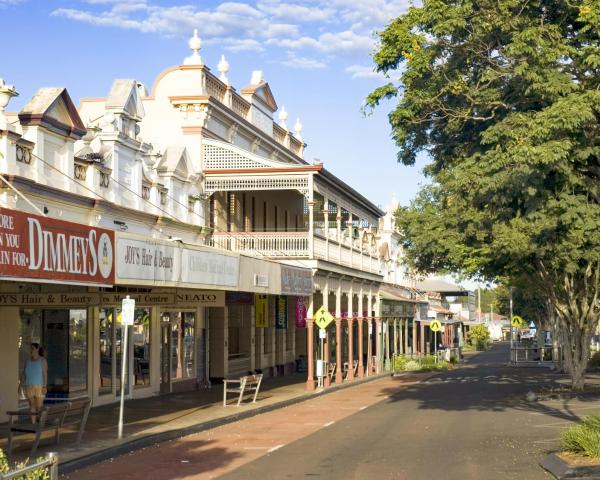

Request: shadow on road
left=379, top=342, right=600, bottom=423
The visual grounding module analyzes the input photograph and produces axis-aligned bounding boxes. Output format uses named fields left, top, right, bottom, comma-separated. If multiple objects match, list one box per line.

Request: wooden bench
left=6, top=398, right=92, bottom=456
left=223, top=374, right=263, bottom=407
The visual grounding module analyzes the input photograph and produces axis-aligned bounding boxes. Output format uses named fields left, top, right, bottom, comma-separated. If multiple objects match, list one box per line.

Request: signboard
left=0, top=207, right=115, bottom=285
left=255, top=294, right=269, bottom=328
left=275, top=296, right=288, bottom=329
left=181, top=248, right=239, bottom=287
left=121, top=296, right=135, bottom=326
left=314, top=305, right=334, bottom=330
left=430, top=319, right=442, bottom=332
left=511, top=315, right=525, bottom=328
left=280, top=265, right=313, bottom=296
left=295, top=296, right=307, bottom=328
left=176, top=290, right=225, bottom=307
left=101, top=292, right=174, bottom=306
left=226, top=291, right=254, bottom=305
left=0, top=292, right=101, bottom=307
left=319, top=328, right=327, bottom=339
left=116, top=236, right=240, bottom=288
left=117, top=237, right=179, bottom=283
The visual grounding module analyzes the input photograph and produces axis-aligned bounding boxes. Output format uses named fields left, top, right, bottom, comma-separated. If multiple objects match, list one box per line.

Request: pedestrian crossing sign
left=511, top=315, right=525, bottom=328
left=314, top=306, right=334, bottom=329
left=430, top=320, right=442, bottom=332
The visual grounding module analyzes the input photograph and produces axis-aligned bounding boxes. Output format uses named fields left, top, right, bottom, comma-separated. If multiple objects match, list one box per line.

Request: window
left=142, top=184, right=151, bottom=200
left=170, top=312, right=196, bottom=380
left=160, top=189, right=168, bottom=206
left=188, top=196, right=196, bottom=213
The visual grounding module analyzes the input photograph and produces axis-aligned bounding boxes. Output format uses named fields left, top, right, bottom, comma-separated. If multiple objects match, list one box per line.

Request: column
left=306, top=295, right=315, bottom=391
left=358, top=288, right=364, bottom=378
left=412, top=318, right=417, bottom=355
left=367, top=290, right=373, bottom=374
left=420, top=321, right=425, bottom=354
left=404, top=318, right=409, bottom=354
left=307, top=199, right=315, bottom=259
left=348, top=213, right=354, bottom=268
left=347, top=284, right=354, bottom=380
left=323, top=277, right=330, bottom=387
left=375, top=318, right=382, bottom=373
left=335, top=318, right=343, bottom=384
left=337, top=206, right=342, bottom=263
left=323, top=198, right=329, bottom=262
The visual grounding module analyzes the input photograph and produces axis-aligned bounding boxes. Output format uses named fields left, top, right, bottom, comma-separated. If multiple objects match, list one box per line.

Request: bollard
left=48, top=452, right=58, bottom=480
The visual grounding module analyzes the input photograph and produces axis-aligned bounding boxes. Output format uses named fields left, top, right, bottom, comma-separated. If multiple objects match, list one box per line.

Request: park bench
left=6, top=397, right=92, bottom=456
left=343, top=360, right=359, bottom=379
left=222, top=374, right=263, bottom=407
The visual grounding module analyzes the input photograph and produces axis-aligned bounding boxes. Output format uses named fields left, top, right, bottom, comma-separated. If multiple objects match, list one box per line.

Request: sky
left=0, top=0, right=429, bottom=210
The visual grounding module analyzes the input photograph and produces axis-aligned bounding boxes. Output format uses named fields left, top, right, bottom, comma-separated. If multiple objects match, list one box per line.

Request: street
left=69, top=343, right=591, bottom=480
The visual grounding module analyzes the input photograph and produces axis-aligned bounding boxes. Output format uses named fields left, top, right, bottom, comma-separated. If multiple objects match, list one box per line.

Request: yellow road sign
left=430, top=319, right=442, bottom=332
left=314, top=306, right=334, bottom=329
left=511, top=315, right=525, bottom=328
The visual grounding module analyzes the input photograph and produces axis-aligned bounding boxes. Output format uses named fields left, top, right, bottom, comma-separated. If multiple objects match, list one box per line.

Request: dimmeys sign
left=0, top=207, right=115, bottom=285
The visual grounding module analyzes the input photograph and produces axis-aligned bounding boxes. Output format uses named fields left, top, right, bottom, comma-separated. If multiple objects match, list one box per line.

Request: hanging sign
left=0, top=207, right=115, bottom=286
left=275, top=296, right=288, bottom=329
left=255, top=294, right=269, bottom=328
left=295, top=296, right=307, bottom=328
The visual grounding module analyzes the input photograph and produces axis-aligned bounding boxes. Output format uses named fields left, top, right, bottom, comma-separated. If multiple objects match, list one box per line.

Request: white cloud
left=345, top=64, right=402, bottom=81
left=51, top=0, right=410, bottom=75
left=0, top=0, right=25, bottom=5
left=281, top=52, right=326, bottom=70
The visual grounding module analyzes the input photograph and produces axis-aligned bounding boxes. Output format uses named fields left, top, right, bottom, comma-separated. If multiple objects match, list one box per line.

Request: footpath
left=0, top=371, right=395, bottom=474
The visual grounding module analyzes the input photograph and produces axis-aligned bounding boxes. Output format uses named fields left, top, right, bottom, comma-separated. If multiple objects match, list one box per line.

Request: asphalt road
left=221, top=343, right=561, bottom=480
left=74, top=343, right=588, bottom=480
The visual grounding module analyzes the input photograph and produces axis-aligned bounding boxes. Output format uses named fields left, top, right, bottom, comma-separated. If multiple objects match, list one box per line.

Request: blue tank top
left=25, top=358, right=44, bottom=386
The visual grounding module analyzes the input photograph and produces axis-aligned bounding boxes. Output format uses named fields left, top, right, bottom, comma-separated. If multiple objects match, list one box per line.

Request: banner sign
left=281, top=265, right=312, bottom=296
left=276, top=296, right=288, bottom=329
left=0, top=207, right=114, bottom=286
left=176, top=290, right=225, bottom=307
left=255, top=294, right=269, bottom=328
left=295, top=296, right=307, bottom=328
left=226, top=291, right=254, bottom=305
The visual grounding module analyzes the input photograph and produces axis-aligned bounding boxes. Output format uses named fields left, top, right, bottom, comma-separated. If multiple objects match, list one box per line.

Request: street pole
left=478, top=288, right=482, bottom=323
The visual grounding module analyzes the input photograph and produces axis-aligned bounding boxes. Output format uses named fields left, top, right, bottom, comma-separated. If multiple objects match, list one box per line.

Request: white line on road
left=359, top=406, right=368, bottom=410
left=323, top=421, right=335, bottom=427
left=267, top=445, right=284, bottom=453
left=244, top=447, right=270, bottom=450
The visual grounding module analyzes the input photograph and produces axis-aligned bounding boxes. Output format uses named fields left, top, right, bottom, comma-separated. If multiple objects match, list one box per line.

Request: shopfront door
left=160, top=311, right=197, bottom=394
left=160, top=321, right=172, bottom=394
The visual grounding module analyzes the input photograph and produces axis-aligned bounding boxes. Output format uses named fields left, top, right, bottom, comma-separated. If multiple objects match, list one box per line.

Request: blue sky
left=0, top=0, right=428, bottom=209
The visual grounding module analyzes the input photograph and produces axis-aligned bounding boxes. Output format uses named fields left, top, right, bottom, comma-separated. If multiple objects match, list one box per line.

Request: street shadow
left=64, top=437, right=243, bottom=480
left=380, top=343, right=600, bottom=424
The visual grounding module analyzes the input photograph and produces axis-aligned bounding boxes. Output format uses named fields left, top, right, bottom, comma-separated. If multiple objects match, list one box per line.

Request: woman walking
left=22, top=343, right=48, bottom=423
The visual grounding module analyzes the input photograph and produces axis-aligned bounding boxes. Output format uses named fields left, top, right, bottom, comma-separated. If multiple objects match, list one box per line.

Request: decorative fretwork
left=74, top=163, right=88, bottom=181
left=205, top=75, right=226, bottom=102
left=231, top=94, right=250, bottom=119
left=99, top=171, right=110, bottom=188
left=203, top=141, right=297, bottom=171
left=15, top=145, right=32, bottom=164
left=205, top=175, right=309, bottom=197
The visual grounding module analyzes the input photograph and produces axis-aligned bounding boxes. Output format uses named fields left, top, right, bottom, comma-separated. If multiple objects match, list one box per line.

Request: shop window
left=18, top=309, right=88, bottom=401
left=99, top=307, right=151, bottom=395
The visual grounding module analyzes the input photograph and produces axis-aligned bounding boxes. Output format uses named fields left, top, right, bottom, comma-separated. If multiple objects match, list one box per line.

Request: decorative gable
left=19, top=87, right=86, bottom=139
left=106, top=79, right=145, bottom=121
left=157, top=146, right=195, bottom=182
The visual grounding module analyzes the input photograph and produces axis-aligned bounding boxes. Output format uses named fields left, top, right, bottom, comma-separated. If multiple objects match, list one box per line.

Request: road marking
left=323, top=421, right=335, bottom=427
left=244, top=446, right=270, bottom=450
left=267, top=444, right=284, bottom=453
left=359, top=406, right=368, bottom=410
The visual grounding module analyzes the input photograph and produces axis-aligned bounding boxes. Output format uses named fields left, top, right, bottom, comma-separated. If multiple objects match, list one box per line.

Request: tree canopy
left=369, top=0, right=600, bottom=388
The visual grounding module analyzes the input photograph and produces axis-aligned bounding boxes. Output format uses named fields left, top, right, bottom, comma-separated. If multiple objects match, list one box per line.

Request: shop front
left=0, top=206, right=116, bottom=420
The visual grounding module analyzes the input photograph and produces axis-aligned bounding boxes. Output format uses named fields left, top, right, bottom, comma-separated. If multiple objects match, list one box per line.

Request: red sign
left=0, top=207, right=115, bottom=285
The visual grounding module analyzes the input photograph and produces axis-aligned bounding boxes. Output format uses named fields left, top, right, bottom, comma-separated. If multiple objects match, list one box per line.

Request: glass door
left=160, top=320, right=172, bottom=394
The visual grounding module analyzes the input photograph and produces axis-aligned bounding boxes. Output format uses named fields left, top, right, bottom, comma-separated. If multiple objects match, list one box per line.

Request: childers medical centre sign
left=0, top=207, right=115, bottom=286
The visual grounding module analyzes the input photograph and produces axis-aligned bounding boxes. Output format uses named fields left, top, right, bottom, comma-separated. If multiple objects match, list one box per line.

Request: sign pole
left=118, top=319, right=128, bottom=439
left=118, top=295, right=135, bottom=439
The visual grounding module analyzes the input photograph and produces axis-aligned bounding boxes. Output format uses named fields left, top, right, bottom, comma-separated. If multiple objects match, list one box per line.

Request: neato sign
left=0, top=207, right=115, bottom=285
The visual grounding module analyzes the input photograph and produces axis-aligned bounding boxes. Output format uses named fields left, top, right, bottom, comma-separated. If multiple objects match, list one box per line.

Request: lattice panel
left=205, top=175, right=309, bottom=196
left=204, top=144, right=266, bottom=170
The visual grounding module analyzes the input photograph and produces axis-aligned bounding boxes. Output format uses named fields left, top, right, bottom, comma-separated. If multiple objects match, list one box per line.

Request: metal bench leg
left=252, top=379, right=263, bottom=403
left=223, top=383, right=228, bottom=407
left=31, top=429, right=42, bottom=457
left=7, top=417, right=14, bottom=456
left=76, top=404, right=92, bottom=445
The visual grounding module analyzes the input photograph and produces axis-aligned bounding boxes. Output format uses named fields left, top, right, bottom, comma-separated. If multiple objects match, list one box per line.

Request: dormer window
left=142, top=183, right=151, bottom=200
left=159, top=188, right=168, bottom=206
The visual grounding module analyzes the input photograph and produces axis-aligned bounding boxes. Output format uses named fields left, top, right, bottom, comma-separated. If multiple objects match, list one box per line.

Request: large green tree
left=368, top=0, right=600, bottom=389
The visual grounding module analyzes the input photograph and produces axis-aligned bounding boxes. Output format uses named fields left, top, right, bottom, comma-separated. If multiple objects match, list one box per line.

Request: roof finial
left=0, top=78, right=18, bottom=130
left=217, top=54, right=230, bottom=85
left=278, top=106, right=288, bottom=131
left=184, top=29, right=203, bottom=65
left=294, top=117, right=303, bottom=141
